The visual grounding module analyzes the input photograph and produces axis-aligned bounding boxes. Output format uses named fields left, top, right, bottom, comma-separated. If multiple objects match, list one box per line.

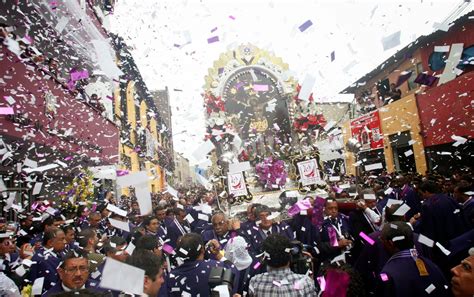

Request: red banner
left=350, top=111, right=383, bottom=151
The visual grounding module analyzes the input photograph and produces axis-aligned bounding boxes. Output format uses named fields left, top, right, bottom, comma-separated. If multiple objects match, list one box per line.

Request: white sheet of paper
left=364, top=163, right=383, bottom=171
left=212, top=285, right=230, bottom=297
left=386, top=199, right=403, bottom=207
left=418, top=234, right=434, bottom=247
left=298, top=74, right=316, bottom=101
left=329, top=176, right=340, bottom=182
left=363, top=194, right=376, bottom=200
left=434, top=45, right=450, bottom=52
left=106, top=204, right=128, bottom=217
left=90, top=165, right=117, bottom=180
left=192, top=140, right=215, bottom=161
left=117, top=171, right=149, bottom=188
left=125, top=242, right=136, bottom=255
left=438, top=43, right=464, bottom=86
left=4, top=95, right=15, bottom=106
left=232, top=134, right=242, bottom=149
left=31, top=277, right=44, bottom=295
left=404, top=150, right=413, bottom=157
left=92, top=40, right=124, bottom=79
left=196, top=174, right=212, bottom=190
left=24, top=158, right=37, bottom=168
left=166, top=185, right=179, bottom=198
left=32, top=182, right=43, bottom=195
left=381, top=31, right=401, bottom=51
left=393, top=203, right=411, bottom=216
left=228, top=161, right=251, bottom=174
left=108, top=218, right=130, bottom=232
left=55, top=16, right=69, bottom=33
left=435, top=242, right=451, bottom=256
left=99, top=257, right=144, bottom=295
left=324, top=120, right=336, bottom=131
left=23, top=163, right=59, bottom=173
left=135, top=184, right=152, bottom=215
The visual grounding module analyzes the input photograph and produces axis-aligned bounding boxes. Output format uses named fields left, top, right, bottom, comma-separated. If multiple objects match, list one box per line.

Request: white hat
left=224, top=236, right=253, bottom=271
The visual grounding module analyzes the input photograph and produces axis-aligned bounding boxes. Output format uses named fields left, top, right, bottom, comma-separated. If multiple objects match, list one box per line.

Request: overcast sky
left=110, top=0, right=466, bottom=163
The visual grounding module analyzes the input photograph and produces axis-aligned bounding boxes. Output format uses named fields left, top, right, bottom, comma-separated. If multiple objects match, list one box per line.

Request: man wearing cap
left=247, top=205, right=294, bottom=256
left=29, top=228, right=67, bottom=293
left=165, top=233, right=239, bottom=297
left=376, top=221, right=449, bottom=297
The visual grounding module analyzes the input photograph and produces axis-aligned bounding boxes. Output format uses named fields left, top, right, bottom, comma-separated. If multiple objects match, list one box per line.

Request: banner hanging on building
left=350, top=110, right=383, bottom=151
left=297, top=158, right=321, bottom=186
left=227, top=172, right=248, bottom=197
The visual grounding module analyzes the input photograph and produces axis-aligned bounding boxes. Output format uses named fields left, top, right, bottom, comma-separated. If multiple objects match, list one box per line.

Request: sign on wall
left=297, top=158, right=321, bottom=186
left=350, top=110, right=384, bottom=151
left=227, top=172, right=248, bottom=197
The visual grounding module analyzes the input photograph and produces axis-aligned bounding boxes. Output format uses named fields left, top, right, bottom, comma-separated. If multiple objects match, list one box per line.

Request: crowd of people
left=0, top=169, right=472, bottom=296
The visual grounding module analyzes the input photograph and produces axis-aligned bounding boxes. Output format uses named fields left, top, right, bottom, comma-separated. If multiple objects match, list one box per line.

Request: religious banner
left=350, top=110, right=383, bottom=151
left=227, top=172, right=248, bottom=197
left=297, top=158, right=321, bottom=186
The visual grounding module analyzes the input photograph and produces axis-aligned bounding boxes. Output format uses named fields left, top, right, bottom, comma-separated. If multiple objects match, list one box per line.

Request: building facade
left=173, top=152, right=193, bottom=187
left=112, top=36, right=173, bottom=194
left=0, top=1, right=120, bottom=205
left=340, top=10, right=473, bottom=175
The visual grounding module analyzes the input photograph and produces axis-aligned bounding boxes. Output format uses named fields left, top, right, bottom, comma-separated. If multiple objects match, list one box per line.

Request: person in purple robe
left=376, top=221, right=449, bottom=297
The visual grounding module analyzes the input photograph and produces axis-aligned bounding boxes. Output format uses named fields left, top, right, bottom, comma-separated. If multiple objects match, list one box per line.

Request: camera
left=209, top=267, right=235, bottom=297
left=289, top=240, right=312, bottom=275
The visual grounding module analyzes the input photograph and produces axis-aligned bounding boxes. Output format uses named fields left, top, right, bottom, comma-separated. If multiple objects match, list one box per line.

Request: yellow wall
left=119, top=80, right=166, bottom=194
left=341, top=94, right=427, bottom=174
left=379, top=94, right=427, bottom=174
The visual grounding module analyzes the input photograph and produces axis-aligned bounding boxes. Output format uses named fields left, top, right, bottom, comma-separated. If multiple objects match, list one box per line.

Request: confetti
left=298, top=20, right=313, bottom=32
left=359, top=232, right=375, bottom=245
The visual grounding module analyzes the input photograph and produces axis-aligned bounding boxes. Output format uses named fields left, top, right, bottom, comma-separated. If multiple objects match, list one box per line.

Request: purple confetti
left=298, top=20, right=313, bottom=32
left=211, top=27, right=218, bottom=33
left=207, top=36, right=219, bottom=44
left=253, top=84, right=269, bottom=92
left=229, top=15, right=235, bottom=20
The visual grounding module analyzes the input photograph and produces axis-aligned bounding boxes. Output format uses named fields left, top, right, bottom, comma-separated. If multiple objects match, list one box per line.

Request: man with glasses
left=202, top=212, right=245, bottom=257
left=43, top=250, right=101, bottom=295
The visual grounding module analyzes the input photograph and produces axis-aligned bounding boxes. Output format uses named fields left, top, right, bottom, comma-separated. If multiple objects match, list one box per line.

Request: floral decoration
left=292, top=84, right=327, bottom=133
left=255, top=156, right=288, bottom=190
